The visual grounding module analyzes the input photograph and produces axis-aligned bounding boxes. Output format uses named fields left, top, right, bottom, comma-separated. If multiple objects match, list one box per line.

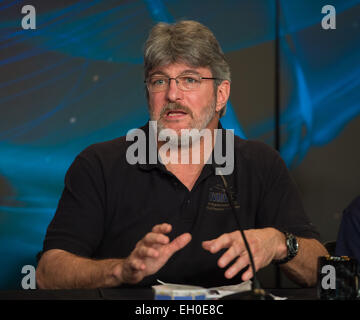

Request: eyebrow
left=148, top=69, right=201, bottom=78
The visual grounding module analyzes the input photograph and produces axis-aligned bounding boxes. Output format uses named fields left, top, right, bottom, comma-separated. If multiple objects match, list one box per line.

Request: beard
left=149, top=98, right=217, bottom=147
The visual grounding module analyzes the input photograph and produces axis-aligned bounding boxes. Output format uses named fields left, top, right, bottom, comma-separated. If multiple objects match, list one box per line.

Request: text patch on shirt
left=206, top=183, right=240, bottom=212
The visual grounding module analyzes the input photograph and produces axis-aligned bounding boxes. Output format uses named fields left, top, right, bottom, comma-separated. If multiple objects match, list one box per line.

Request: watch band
left=273, top=232, right=299, bottom=265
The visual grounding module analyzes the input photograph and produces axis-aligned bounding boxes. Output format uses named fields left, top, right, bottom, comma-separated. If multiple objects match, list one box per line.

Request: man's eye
left=184, top=77, right=198, bottom=83
left=185, top=77, right=196, bottom=83
left=152, top=78, right=166, bottom=86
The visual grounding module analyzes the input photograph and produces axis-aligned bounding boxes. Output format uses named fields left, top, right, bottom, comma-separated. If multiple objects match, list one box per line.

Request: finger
left=129, top=258, right=146, bottom=271
left=143, top=232, right=170, bottom=246
left=204, top=232, right=241, bottom=254
left=202, top=240, right=214, bottom=250
left=224, top=255, right=249, bottom=279
left=137, top=246, right=159, bottom=259
left=241, top=268, right=253, bottom=282
left=165, top=233, right=192, bottom=257
left=152, top=223, right=172, bottom=234
left=241, top=256, right=262, bottom=281
left=202, top=237, right=224, bottom=253
left=218, top=246, right=243, bottom=268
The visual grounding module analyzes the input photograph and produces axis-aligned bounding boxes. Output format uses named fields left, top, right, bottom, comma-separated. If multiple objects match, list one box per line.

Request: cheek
left=148, top=94, right=164, bottom=113
left=185, top=94, right=203, bottom=109
left=189, top=85, right=215, bottom=107
left=188, top=94, right=213, bottom=114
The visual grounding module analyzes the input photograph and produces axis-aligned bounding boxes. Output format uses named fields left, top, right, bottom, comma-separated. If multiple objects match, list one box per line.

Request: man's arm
left=36, top=249, right=124, bottom=289
left=280, top=236, right=328, bottom=287
left=202, top=228, right=328, bottom=287
left=36, top=223, right=191, bottom=289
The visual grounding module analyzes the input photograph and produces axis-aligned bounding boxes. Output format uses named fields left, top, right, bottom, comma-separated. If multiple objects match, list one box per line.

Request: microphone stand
left=218, top=172, right=274, bottom=300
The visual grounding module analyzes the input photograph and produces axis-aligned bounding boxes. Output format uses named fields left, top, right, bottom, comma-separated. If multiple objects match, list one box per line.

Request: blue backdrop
left=0, top=0, right=359, bottom=289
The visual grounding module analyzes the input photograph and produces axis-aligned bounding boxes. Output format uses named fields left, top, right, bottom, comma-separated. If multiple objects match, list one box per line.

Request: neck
left=157, top=119, right=219, bottom=191
left=157, top=124, right=218, bottom=167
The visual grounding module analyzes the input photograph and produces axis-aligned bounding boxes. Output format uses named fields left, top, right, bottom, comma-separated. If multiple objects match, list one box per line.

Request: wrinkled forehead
left=148, top=62, right=213, bottom=78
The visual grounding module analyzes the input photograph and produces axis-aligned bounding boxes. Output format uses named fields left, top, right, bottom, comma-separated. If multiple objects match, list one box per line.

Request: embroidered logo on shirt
left=206, top=184, right=240, bottom=212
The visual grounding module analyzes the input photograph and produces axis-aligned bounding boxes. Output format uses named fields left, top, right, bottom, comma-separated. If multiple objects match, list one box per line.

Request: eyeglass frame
left=144, top=74, right=223, bottom=92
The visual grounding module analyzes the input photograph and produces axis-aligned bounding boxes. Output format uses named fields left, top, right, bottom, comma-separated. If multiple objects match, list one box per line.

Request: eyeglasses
left=144, top=74, right=221, bottom=92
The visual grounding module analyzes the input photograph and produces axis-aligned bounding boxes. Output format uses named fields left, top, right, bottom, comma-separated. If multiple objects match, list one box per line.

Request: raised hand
left=120, top=223, right=192, bottom=284
left=202, top=228, right=286, bottom=281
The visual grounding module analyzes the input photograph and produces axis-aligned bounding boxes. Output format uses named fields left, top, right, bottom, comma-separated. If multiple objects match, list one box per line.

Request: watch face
left=288, top=234, right=299, bottom=254
left=273, top=233, right=299, bottom=264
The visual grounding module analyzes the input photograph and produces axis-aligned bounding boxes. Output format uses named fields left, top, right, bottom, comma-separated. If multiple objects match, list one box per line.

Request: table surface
left=0, top=287, right=318, bottom=300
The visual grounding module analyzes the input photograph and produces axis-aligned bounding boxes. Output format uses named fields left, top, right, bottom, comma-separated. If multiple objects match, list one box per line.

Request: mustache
left=160, top=103, right=193, bottom=118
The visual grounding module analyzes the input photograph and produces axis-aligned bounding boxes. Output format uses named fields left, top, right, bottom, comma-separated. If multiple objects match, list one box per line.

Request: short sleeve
left=39, top=151, right=106, bottom=259
left=256, top=148, right=321, bottom=240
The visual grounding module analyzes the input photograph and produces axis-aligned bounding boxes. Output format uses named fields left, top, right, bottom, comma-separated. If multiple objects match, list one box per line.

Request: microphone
left=217, top=170, right=274, bottom=300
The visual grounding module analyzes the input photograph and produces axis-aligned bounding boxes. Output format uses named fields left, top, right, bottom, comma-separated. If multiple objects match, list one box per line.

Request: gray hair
left=143, top=20, right=231, bottom=117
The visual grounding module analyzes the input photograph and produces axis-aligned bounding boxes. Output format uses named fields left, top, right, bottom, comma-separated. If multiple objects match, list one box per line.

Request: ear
left=215, top=80, right=230, bottom=113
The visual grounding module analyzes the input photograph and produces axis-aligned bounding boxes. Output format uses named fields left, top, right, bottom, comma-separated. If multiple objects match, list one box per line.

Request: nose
left=165, top=78, right=183, bottom=102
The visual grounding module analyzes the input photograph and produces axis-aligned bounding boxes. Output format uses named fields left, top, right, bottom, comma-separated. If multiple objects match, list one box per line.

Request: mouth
left=164, top=110, right=188, bottom=120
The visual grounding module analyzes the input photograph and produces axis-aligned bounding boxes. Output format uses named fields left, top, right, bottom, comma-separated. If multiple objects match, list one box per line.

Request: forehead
left=149, top=62, right=212, bottom=77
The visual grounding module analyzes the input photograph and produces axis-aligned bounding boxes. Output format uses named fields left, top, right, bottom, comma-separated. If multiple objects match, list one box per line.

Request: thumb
left=165, top=233, right=191, bottom=257
left=202, top=239, right=215, bottom=250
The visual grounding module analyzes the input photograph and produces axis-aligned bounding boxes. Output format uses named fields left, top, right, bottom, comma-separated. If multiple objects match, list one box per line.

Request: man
left=36, top=20, right=327, bottom=289
left=335, top=195, right=360, bottom=261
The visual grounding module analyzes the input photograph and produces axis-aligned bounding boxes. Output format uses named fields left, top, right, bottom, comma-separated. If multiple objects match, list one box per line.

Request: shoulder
left=343, top=196, right=360, bottom=218
left=81, top=136, right=128, bottom=157
left=61, top=136, right=131, bottom=184
left=77, top=123, right=149, bottom=165
left=348, top=196, right=360, bottom=209
left=78, top=136, right=129, bottom=166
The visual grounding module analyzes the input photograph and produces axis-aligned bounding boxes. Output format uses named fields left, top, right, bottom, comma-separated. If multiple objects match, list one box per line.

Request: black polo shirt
left=40, top=122, right=320, bottom=288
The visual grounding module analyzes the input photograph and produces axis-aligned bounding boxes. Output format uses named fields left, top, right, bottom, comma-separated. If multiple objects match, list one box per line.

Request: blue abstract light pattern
left=0, top=0, right=359, bottom=289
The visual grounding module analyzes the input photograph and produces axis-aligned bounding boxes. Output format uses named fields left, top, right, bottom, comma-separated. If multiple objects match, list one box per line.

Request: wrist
left=274, top=229, right=287, bottom=260
left=273, top=231, right=299, bottom=265
left=101, top=258, right=124, bottom=287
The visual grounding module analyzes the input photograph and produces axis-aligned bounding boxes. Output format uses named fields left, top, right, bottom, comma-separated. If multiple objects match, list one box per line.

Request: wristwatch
left=273, top=232, right=299, bottom=265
